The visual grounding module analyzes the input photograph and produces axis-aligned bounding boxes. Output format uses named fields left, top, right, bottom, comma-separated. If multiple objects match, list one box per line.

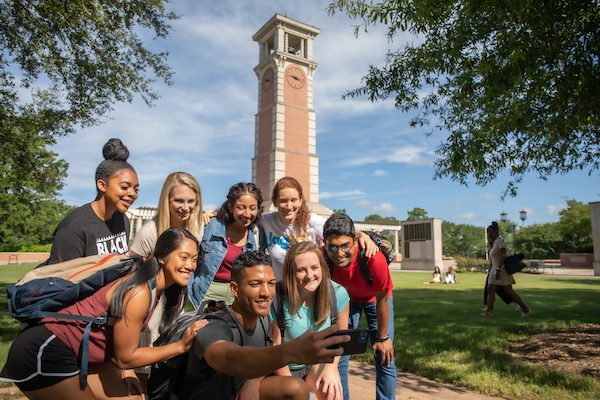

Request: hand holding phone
left=326, top=329, right=369, bottom=355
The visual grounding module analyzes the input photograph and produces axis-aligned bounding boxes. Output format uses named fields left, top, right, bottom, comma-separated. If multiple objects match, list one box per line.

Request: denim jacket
left=187, top=218, right=259, bottom=309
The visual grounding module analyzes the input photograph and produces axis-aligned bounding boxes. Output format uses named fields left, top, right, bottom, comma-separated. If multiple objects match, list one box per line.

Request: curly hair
left=271, top=177, right=310, bottom=235
left=216, top=182, right=263, bottom=228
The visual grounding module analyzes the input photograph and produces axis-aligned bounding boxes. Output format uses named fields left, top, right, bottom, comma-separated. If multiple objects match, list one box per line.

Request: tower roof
left=252, top=13, right=320, bottom=42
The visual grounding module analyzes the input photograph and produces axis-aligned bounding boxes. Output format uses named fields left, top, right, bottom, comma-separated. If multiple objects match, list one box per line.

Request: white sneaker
left=521, top=309, right=533, bottom=318
left=514, top=303, right=521, bottom=311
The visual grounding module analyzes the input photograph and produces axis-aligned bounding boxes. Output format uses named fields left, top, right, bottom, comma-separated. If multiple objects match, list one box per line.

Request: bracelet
left=375, top=335, right=389, bottom=342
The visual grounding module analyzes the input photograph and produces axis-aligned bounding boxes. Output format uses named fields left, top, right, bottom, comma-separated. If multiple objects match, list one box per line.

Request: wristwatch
left=375, top=335, right=389, bottom=342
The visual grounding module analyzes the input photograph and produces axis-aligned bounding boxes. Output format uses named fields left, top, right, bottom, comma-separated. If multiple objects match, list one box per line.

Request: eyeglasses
left=326, top=242, right=353, bottom=254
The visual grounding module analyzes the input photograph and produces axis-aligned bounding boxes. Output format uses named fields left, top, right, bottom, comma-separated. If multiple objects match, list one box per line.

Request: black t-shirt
left=182, top=308, right=271, bottom=400
left=46, top=203, right=130, bottom=264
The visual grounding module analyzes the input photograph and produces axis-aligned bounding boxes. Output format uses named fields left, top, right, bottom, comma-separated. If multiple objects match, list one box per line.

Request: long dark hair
left=216, top=182, right=263, bottom=228
left=110, top=227, right=199, bottom=335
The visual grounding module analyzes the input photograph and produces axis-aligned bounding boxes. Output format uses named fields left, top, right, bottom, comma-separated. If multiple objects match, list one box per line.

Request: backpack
left=6, top=253, right=155, bottom=389
left=271, top=281, right=338, bottom=339
left=148, top=307, right=272, bottom=400
left=326, top=231, right=395, bottom=285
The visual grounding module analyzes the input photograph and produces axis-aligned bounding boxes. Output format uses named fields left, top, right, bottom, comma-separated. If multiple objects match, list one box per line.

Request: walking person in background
left=479, top=221, right=533, bottom=317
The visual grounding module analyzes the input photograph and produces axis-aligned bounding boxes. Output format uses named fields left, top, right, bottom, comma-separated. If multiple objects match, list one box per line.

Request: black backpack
left=326, top=231, right=395, bottom=285
left=271, top=281, right=338, bottom=339
left=147, top=307, right=271, bottom=400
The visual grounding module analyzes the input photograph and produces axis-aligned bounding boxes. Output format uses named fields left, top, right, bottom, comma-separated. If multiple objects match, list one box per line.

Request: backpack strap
left=327, top=280, right=338, bottom=325
left=272, top=282, right=286, bottom=339
left=357, top=244, right=373, bottom=285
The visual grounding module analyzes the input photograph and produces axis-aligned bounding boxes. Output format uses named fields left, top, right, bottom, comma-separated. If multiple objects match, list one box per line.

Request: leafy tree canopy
left=328, top=0, right=600, bottom=197
left=333, top=208, right=347, bottom=214
left=1, top=0, right=179, bottom=136
left=364, top=213, right=400, bottom=224
left=407, top=207, right=428, bottom=220
left=557, top=199, right=593, bottom=253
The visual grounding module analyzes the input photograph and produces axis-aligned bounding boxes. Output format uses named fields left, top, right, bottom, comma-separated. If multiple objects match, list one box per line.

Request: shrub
left=454, top=255, right=489, bottom=273
left=0, top=244, right=52, bottom=252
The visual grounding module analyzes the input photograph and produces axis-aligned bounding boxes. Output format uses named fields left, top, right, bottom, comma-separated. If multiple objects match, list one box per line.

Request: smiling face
left=325, top=234, right=357, bottom=268
left=294, top=251, right=323, bottom=295
left=275, top=187, right=303, bottom=225
left=228, top=193, right=259, bottom=229
left=169, top=184, right=197, bottom=226
left=160, top=237, right=198, bottom=288
left=230, top=264, right=276, bottom=319
left=98, top=169, right=139, bottom=213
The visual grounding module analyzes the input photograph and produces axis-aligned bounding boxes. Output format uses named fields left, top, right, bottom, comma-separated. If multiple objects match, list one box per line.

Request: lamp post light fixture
left=520, top=209, right=527, bottom=225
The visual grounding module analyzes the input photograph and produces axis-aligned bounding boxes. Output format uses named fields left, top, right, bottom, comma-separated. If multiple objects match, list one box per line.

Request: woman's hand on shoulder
left=202, top=210, right=217, bottom=226
left=356, top=230, right=379, bottom=258
left=178, top=319, right=209, bottom=353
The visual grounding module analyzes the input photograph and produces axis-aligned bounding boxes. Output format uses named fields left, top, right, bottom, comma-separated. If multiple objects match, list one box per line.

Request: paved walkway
left=348, top=360, right=503, bottom=400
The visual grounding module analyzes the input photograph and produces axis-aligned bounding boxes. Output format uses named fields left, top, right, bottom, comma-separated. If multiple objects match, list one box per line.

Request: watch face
left=262, top=68, right=274, bottom=92
left=285, top=66, right=305, bottom=89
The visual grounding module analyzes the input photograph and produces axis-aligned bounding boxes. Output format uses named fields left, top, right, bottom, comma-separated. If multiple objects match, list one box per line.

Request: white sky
left=49, top=0, right=599, bottom=227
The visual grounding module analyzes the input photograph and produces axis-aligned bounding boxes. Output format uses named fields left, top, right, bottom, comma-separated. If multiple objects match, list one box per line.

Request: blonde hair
left=155, top=172, right=203, bottom=240
left=282, top=242, right=331, bottom=327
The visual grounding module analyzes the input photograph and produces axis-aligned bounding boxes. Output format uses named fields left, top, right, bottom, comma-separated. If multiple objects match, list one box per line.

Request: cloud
left=481, top=192, right=495, bottom=202
left=320, top=190, right=365, bottom=199
left=453, top=212, right=480, bottom=220
left=354, top=200, right=373, bottom=208
left=546, top=204, right=566, bottom=216
left=374, top=170, right=387, bottom=176
left=372, top=203, right=398, bottom=213
left=346, top=145, right=434, bottom=167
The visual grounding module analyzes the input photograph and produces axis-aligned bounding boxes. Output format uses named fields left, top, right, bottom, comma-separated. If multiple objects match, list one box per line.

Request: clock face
left=285, top=66, right=305, bottom=89
left=262, top=68, right=274, bottom=92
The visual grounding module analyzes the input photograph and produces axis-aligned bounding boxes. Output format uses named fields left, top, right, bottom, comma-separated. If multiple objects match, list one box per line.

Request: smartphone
left=326, top=329, right=369, bottom=355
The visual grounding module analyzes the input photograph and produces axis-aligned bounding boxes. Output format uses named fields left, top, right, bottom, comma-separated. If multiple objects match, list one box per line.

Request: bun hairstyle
left=95, top=138, right=135, bottom=184
left=488, top=221, right=500, bottom=232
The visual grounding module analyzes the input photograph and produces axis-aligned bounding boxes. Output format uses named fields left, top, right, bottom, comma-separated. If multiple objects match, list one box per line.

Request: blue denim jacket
left=187, top=218, right=258, bottom=309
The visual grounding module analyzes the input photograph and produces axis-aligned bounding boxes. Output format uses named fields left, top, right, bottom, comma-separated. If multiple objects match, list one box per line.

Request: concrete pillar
left=394, top=230, right=399, bottom=258
left=590, top=202, right=600, bottom=276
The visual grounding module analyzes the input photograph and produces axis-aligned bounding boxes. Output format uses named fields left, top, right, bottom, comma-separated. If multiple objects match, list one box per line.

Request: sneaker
left=477, top=313, right=492, bottom=317
left=521, top=309, right=533, bottom=318
left=514, top=303, right=521, bottom=311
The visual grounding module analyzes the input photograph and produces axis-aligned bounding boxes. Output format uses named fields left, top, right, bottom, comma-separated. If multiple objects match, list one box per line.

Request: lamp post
left=520, top=209, right=527, bottom=226
left=500, top=211, right=516, bottom=254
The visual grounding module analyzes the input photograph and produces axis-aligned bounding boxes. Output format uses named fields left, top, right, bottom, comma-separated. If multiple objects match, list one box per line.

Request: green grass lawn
left=1, top=265, right=599, bottom=399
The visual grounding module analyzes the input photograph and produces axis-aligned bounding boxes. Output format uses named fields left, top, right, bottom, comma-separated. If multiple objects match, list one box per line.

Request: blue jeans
left=338, top=297, right=396, bottom=400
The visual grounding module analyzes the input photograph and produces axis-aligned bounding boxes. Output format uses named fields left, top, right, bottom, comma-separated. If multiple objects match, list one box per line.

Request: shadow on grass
left=0, top=283, right=20, bottom=343
left=385, top=283, right=600, bottom=394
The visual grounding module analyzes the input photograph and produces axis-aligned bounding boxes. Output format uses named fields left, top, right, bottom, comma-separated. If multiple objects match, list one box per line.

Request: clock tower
left=252, top=14, right=331, bottom=215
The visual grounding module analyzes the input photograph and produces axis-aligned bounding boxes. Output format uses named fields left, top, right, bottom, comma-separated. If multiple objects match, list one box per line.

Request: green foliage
left=518, top=223, right=562, bottom=259
left=328, top=0, right=600, bottom=197
left=0, top=0, right=179, bottom=132
left=332, top=208, right=347, bottom=214
left=406, top=207, right=427, bottom=220
left=454, top=255, right=489, bottom=272
left=557, top=200, right=593, bottom=253
left=363, top=213, right=400, bottom=246
left=0, top=243, right=52, bottom=252
left=442, top=221, right=486, bottom=258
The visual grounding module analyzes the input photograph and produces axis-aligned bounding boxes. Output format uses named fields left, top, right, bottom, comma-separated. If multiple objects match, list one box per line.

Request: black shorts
left=0, top=324, right=80, bottom=392
left=290, top=365, right=311, bottom=380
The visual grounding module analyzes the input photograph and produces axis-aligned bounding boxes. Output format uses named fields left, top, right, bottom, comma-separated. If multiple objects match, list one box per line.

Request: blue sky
left=49, top=0, right=599, bottom=228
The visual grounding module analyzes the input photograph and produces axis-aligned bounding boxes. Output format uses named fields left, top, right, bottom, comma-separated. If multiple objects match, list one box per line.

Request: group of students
left=0, top=138, right=397, bottom=400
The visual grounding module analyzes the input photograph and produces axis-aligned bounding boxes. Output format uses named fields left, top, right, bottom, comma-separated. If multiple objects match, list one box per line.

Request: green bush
left=0, top=244, right=52, bottom=252
left=454, top=255, right=489, bottom=272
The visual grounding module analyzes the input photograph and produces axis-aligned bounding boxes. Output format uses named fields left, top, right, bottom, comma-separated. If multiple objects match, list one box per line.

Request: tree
left=557, top=200, right=593, bottom=253
left=328, top=0, right=600, bottom=197
left=332, top=208, right=347, bottom=214
left=1, top=0, right=179, bottom=135
left=0, top=125, right=74, bottom=244
left=407, top=207, right=427, bottom=220
left=442, top=221, right=486, bottom=258
left=518, top=223, right=562, bottom=259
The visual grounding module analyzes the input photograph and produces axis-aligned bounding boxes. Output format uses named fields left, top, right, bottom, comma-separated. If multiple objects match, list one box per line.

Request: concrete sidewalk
left=348, top=360, right=504, bottom=400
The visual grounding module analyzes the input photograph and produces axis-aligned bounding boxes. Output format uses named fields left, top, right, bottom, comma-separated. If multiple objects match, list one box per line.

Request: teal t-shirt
left=269, top=282, right=350, bottom=370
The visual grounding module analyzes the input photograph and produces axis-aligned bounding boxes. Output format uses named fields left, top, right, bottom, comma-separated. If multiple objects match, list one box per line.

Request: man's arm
left=373, top=290, right=394, bottom=366
left=203, top=325, right=348, bottom=379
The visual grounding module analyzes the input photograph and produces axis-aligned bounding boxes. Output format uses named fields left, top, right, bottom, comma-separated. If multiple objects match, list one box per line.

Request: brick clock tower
left=252, top=14, right=332, bottom=215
